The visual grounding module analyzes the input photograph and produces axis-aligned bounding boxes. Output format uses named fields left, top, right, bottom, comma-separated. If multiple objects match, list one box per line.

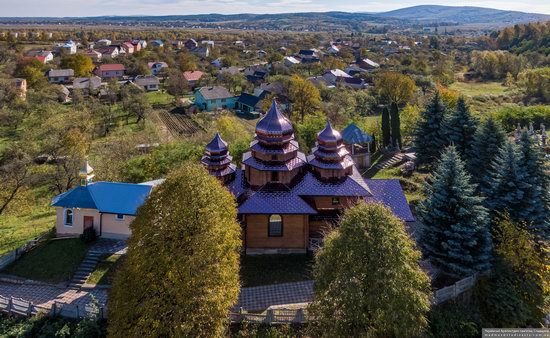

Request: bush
left=493, top=105, right=550, bottom=131
left=80, top=227, right=97, bottom=243
left=428, top=301, right=480, bottom=338
left=0, top=313, right=106, bottom=337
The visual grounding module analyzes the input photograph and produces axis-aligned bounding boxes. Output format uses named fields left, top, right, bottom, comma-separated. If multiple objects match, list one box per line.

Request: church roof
left=317, top=120, right=342, bottom=144
left=364, top=179, right=414, bottom=222
left=238, top=184, right=317, bottom=215
left=205, top=133, right=228, bottom=153
left=341, top=123, right=373, bottom=144
left=52, top=182, right=152, bottom=215
left=242, top=151, right=307, bottom=171
left=255, top=100, right=294, bottom=139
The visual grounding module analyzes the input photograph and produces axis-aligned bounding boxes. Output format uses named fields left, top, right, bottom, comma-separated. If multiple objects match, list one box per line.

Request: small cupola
left=309, top=120, right=354, bottom=180
left=79, top=160, right=95, bottom=186
left=201, top=133, right=236, bottom=182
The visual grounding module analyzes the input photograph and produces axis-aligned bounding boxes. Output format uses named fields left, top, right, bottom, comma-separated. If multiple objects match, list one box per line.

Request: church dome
left=201, top=133, right=236, bottom=181
left=255, top=100, right=294, bottom=145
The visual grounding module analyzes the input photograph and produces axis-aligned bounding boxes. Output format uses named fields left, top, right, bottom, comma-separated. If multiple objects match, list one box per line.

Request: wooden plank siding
left=245, top=214, right=308, bottom=249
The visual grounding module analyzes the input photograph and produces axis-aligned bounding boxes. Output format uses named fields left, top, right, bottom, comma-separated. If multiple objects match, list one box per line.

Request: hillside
left=378, top=5, right=550, bottom=25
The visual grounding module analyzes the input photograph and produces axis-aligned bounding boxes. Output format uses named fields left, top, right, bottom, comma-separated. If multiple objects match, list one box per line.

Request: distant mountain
left=0, top=5, right=548, bottom=31
left=377, top=5, right=550, bottom=25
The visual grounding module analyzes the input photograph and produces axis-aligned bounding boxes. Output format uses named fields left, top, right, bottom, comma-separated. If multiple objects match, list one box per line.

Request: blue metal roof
left=51, top=182, right=153, bottom=216
left=341, top=123, right=373, bottom=144
left=364, top=179, right=415, bottom=222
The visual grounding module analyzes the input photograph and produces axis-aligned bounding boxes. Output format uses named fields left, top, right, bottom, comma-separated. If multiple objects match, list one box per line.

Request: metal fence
left=0, top=231, right=53, bottom=271
left=230, top=308, right=310, bottom=324
left=0, top=295, right=106, bottom=319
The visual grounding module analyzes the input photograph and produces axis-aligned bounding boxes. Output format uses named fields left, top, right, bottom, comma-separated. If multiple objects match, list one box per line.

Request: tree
left=0, top=78, right=20, bottom=108
left=375, top=71, right=416, bottom=106
left=466, top=118, right=506, bottom=187
left=108, top=163, right=241, bottom=337
left=0, top=148, right=31, bottom=215
left=127, top=92, right=151, bottom=123
left=413, top=91, right=447, bottom=166
left=483, top=141, right=531, bottom=223
left=165, top=70, right=189, bottom=96
left=311, top=202, right=431, bottom=337
left=288, top=75, right=320, bottom=122
left=479, top=216, right=548, bottom=327
left=390, top=102, right=401, bottom=148
left=177, top=52, right=197, bottom=72
left=60, top=54, right=94, bottom=77
left=443, top=97, right=478, bottom=156
left=381, top=106, right=391, bottom=147
left=419, top=146, right=492, bottom=277
left=517, top=67, right=550, bottom=103
left=516, top=131, right=549, bottom=240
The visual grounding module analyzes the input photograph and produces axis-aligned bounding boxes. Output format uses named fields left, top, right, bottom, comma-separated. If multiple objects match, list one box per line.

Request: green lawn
left=146, top=91, right=176, bottom=105
left=0, top=207, right=56, bottom=256
left=240, top=254, right=313, bottom=287
left=4, top=239, right=89, bottom=283
left=86, top=254, right=125, bottom=286
left=449, top=81, right=511, bottom=97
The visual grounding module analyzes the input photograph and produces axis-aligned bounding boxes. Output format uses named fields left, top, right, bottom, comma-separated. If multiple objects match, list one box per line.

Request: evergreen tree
left=483, top=141, right=531, bottom=224
left=311, top=203, right=431, bottom=337
left=516, top=131, right=549, bottom=240
left=419, top=146, right=492, bottom=277
left=414, top=91, right=447, bottom=166
left=381, top=106, right=391, bottom=147
left=443, top=97, right=478, bottom=156
left=390, top=102, right=402, bottom=148
left=466, top=117, right=506, bottom=187
left=108, top=163, right=241, bottom=338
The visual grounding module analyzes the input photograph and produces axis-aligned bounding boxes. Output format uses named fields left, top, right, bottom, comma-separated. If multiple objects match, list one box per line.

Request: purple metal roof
left=250, top=140, right=299, bottom=155
left=317, top=120, right=342, bottom=144
left=294, top=170, right=371, bottom=197
left=307, top=155, right=354, bottom=170
left=238, top=187, right=317, bottom=215
left=208, top=163, right=236, bottom=177
left=200, top=155, right=233, bottom=167
left=242, top=151, right=308, bottom=171
left=205, top=133, right=228, bottom=153
left=227, top=169, right=248, bottom=198
left=364, top=179, right=415, bottom=222
left=255, top=100, right=294, bottom=143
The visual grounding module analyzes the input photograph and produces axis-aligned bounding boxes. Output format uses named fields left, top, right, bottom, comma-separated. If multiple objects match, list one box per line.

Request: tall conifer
left=414, top=91, right=447, bottom=166
left=419, top=146, right=492, bottom=277
left=443, top=97, right=478, bottom=156
left=381, top=106, right=391, bottom=147
left=390, top=102, right=401, bottom=148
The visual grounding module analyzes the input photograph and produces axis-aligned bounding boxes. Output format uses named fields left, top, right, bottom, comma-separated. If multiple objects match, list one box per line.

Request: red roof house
left=94, top=64, right=126, bottom=79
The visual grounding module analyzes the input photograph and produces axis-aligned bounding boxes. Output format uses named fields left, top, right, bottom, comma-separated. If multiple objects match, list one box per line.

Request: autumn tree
left=60, top=54, right=94, bottom=77
left=288, top=74, right=320, bottom=122
left=108, top=163, right=241, bottom=338
left=311, top=202, right=431, bottom=337
left=165, top=70, right=189, bottom=96
left=0, top=147, right=32, bottom=215
left=375, top=71, right=416, bottom=106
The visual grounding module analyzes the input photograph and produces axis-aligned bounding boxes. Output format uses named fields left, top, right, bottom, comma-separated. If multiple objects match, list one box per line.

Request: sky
left=1, top=0, right=549, bottom=17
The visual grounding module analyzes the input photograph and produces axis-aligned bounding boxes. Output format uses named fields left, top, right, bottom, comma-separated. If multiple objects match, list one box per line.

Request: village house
left=121, top=41, right=135, bottom=54
left=96, top=39, right=112, bottom=47
left=184, top=38, right=198, bottom=50
left=54, top=40, right=77, bottom=55
left=327, top=45, right=340, bottom=55
left=72, top=76, right=102, bottom=96
left=357, top=58, right=380, bottom=71
left=284, top=56, right=301, bottom=67
left=47, top=69, right=74, bottom=84
left=13, top=78, right=27, bottom=98
left=195, top=86, right=237, bottom=111
left=235, top=91, right=268, bottom=113
left=131, top=40, right=146, bottom=51
left=96, top=46, right=120, bottom=59
left=190, top=46, right=210, bottom=58
left=148, top=62, right=168, bottom=76
left=151, top=39, right=164, bottom=48
left=95, top=64, right=125, bottom=79
left=51, top=162, right=154, bottom=240
left=182, top=70, right=204, bottom=88
left=83, top=49, right=102, bottom=61
left=134, top=75, right=160, bottom=91
left=23, top=50, right=53, bottom=64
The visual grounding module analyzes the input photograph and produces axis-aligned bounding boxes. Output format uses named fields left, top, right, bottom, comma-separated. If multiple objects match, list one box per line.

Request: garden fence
left=433, top=275, right=477, bottom=304
left=0, top=295, right=106, bottom=320
left=0, top=232, right=51, bottom=271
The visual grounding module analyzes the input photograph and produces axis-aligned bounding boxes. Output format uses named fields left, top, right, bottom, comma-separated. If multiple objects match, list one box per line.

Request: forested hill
left=378, top=5, right=549, bottom=25
left=0, top=6, right=548, bottom=31
left=495, top=21, right=550, bottom=54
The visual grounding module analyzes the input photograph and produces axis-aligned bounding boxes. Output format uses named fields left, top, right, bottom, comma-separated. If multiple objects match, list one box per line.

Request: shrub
left=493, top=105, right=550, bottom=131
left=80, top=227, right=97, bottom=243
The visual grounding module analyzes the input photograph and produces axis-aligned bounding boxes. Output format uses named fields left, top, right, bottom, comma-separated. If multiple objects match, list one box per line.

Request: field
left=146, top=91, right=176, bottom=105
left=449, top=80, right=519, bottom=115
left=449, top=81, right=510, bottom=97
left=157, top=111, right=202, bottom=137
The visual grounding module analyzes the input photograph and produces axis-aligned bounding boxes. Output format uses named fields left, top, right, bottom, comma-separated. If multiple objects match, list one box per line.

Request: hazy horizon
left=1, top=1, right=550, bottom=17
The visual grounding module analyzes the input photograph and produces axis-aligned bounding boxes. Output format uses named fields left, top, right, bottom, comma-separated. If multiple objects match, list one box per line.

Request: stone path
left=0, top=282, right=108, bottom=309
left=235, top=281, right=314, bottom=312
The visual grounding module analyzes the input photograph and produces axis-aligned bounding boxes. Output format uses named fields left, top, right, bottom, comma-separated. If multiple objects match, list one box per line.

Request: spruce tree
left=381, top=106, right=391, bottom=147
left=443, top=97, right=478, bottom=156
left=483, top=141, right=531, bottom=224
left=414, top=91, right=447, bottom=166
left=516, top=131, right=549, bottom=240
left=390, top=102, right=401, bottom=148
left=466, top=117, right=506, bottom=187
left=418, top=146, right=492, bottom=277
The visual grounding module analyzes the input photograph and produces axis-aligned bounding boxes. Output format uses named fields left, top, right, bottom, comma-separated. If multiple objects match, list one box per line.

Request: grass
left=240, top=254, right=314, bottom=287
left=372, top=167, right=427, bottom=208
left=146, top=91, right=176, bottom=105
left=0, top=206, right=56, bottom=256
left=86, top=254, right=125, bottom=286
left=449, top=81, right=510, bottom=97
left=4, top=238, right=89, bottom=283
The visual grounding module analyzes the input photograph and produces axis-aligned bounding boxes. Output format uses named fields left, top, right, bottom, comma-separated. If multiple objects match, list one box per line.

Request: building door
left=83, top=216, right=94, bottom=230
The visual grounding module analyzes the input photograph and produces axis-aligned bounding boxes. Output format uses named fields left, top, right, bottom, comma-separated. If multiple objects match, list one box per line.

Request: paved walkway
left=89, top=239, right=127, bottom=255
left=235, top=281, right=314, bottom=312
left=0, top=282, right=108, bottom=309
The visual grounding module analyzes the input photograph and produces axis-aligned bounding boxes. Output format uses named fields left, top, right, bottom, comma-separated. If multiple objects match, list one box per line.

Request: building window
left=271, top=171, right=279, bottom=182
left=116, top=214, right=125, bottom=221
left=268, top=214, right=283, bottom=237
left=332, top=197, right=341, bottom=205
left=64, top=209, right=73, bottom=226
